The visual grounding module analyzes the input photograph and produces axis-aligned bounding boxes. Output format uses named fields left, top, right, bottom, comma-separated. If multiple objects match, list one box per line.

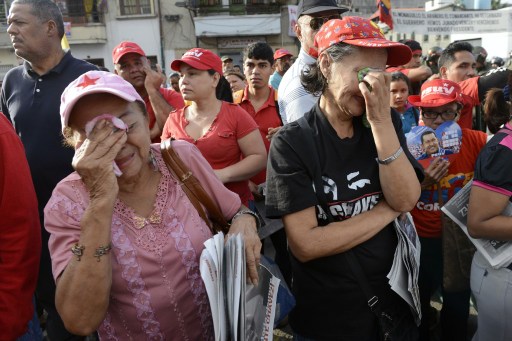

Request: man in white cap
left=277, top=0, right=348, bottom=124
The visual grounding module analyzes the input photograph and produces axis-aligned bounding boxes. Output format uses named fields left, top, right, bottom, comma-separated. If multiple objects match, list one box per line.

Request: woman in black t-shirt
left=266, top=17, right=423, bottom=340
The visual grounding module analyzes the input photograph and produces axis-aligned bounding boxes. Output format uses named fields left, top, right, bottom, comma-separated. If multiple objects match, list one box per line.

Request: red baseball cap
left=170, top=48, right=223, bottom=75
left=112, top=41, right=146, bottom=64
left=408, top=79, right=463, bottom=108
left=314, top=17, right=412, bottom=66
left=274, top=48, right=293, bottom=60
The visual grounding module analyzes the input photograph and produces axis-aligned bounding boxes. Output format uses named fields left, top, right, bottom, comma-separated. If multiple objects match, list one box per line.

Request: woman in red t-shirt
left=161, top=48, right=266, bottom=207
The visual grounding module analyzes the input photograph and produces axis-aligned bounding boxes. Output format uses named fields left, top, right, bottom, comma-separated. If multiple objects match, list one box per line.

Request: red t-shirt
left=0, top=114, right=41, bottom=340
left=144, top=88, right=185, bottom=141
left=161, top=101, right=258, bottom=206
left=411, top=128, right=487, bottom=238
left=235, top=86, right=282, bottom=185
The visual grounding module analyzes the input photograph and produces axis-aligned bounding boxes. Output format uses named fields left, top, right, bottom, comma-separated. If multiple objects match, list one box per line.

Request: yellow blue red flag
left=377, top=0, right=393, bottom=29
left=61, top=35, right=70, bottom=51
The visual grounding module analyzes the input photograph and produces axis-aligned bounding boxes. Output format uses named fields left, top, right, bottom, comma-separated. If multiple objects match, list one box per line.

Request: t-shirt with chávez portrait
left=265, top=105, right=424, bottom=340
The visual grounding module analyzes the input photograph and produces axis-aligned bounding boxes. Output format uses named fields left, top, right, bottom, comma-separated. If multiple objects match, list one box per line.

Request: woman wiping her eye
left=44, top=71, right=261, bottom=339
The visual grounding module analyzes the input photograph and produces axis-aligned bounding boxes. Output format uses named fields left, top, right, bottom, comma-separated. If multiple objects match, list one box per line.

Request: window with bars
left=199, top=0, right=221, bottom=6
left=119, top=0, right=153, bottom=15
left=0, top=0, right=8, bottom=25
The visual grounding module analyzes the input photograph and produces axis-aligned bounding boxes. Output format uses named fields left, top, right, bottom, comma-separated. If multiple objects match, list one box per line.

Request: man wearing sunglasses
left=408, top=79, right=487, bottom=341
left=277, top=0, right=348, bottom=124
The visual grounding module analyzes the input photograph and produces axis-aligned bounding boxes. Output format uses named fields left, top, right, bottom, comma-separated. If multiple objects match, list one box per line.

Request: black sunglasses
left=307, top=15, right=341, bottom=31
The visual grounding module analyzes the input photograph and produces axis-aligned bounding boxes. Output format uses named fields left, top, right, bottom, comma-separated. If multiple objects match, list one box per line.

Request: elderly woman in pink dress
left=44, top=70, right=261, bottom=339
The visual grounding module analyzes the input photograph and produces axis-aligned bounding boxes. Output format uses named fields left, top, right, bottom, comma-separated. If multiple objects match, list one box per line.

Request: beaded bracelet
left=71, top=243, right=112, bottom=262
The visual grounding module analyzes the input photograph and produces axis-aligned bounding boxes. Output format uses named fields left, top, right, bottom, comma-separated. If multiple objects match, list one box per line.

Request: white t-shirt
left=277, top=49, right=318, bottom=124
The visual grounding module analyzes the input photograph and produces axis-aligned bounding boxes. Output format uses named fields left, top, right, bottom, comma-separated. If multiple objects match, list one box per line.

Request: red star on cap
left=77, top=75, right=98, bottom=88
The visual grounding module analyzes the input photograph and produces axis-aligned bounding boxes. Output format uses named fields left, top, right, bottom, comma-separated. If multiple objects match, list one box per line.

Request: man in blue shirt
left=269, top=48, right=292, bottom=90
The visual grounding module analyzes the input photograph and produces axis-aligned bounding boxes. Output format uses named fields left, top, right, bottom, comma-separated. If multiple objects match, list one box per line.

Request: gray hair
left=12, top=0, right=64, bottom=38
left=300, top=43, right=359, bottom=95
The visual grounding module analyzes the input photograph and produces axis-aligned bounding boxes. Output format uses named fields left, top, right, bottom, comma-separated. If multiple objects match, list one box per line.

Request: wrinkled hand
left=142, top=59, right=166, bottom=91
left=228, top=213, right=262, bottom=285
left=72, top=119, right=127, bottom=201
left=359, top=69, right=392, bottom=125
left=266, top=126, right=281, bottom=141
left=422, top=157, right=450, bottom=188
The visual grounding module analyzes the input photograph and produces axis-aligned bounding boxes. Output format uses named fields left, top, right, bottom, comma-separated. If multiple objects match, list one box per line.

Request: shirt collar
left=241, top=85, right=276, bottom=108
left=299, top=48, right=316, bottom=64
left=24, top=51, right=73, bottom=77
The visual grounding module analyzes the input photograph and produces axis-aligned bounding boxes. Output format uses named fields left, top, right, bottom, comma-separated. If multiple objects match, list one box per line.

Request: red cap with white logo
left=112, top=41, right=146, bottom=64
left=170, top=48, right=223, bottom=75
left=408, top=79, right=463, bottom=108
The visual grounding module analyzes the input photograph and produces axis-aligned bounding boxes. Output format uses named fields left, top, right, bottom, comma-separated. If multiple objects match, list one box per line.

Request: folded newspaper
left=200, top=233, right=281, bottom=341
left=441, top=179, right=512, bottom=269
left=387, top=212, right=422, bottom=325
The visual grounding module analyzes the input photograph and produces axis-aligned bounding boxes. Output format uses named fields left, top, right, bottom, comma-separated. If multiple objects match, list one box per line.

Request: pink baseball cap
left=314, top=17, right=412, bottom=66
left=408, top=79, right=463, bottom=108
left=112, top=41, right=146, bottom=64
left=170, top=48, right=223, bottom=75
left=60, top=71, right=144, bottom=132
left=274, top=48, right=293, bottom=60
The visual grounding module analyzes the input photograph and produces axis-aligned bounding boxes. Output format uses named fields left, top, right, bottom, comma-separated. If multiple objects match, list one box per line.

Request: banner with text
left=392, top=9, right=512, bottom=35
left=288, top=5, right=298, bottom=37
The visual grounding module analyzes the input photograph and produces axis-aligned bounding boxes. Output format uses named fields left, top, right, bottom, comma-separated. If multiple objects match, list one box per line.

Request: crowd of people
left=1, top=0, right=511, bottom=340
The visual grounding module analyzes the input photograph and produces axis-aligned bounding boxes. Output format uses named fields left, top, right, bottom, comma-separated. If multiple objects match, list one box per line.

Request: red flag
left=377, top=0, right=393, bottom=29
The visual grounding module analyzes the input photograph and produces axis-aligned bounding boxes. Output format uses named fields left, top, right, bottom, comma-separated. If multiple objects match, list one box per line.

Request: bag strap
left=344, top=252, right=385, bottom=314
left=160, top=139, right=229, bottom=234
left=296, top=116, right=332, bottom=223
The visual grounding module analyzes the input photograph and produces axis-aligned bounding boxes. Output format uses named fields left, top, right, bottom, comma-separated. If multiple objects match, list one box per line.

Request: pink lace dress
left=45, top=141, right=241, bottom=340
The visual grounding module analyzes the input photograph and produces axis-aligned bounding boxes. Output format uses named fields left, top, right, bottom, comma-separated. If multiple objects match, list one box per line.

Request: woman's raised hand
left=72, top=119, right=127, bottom=201
left=359, top=69, right=392, bottom=125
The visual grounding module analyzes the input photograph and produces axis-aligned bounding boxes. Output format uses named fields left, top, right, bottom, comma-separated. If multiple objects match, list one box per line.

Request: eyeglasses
left=422, top=110, right=458, bottom=120
left=307, top=15, right=341, bottom=31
